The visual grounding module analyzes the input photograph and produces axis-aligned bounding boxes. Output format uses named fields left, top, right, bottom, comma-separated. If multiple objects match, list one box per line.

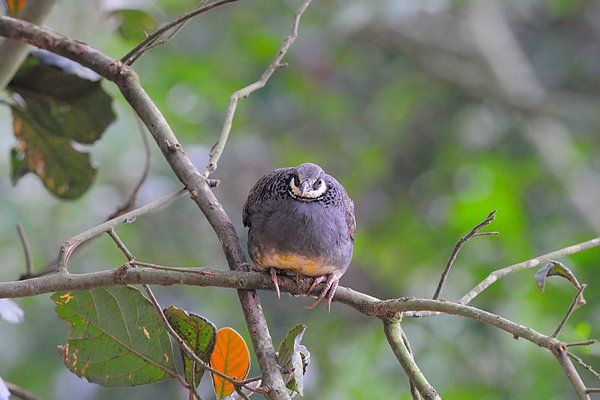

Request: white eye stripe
left=289, top=178, right=327, bottom=200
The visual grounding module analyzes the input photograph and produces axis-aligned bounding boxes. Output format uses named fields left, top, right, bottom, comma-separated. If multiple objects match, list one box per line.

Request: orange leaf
left=210, top=327, right=250, bottom=399
left=7, top=0, right=27, bottom=16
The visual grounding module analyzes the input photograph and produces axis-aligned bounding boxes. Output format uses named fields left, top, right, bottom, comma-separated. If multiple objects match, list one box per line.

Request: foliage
left=1, top=0, right=600, bottom=399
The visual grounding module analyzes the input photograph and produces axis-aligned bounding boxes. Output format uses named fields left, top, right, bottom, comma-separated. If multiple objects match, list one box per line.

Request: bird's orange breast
left=255, top=251, right=338, bottom=277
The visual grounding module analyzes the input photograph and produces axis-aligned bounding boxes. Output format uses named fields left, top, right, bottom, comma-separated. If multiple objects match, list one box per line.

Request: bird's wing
left=242, top=168, right=289, bottom=227
left=343, top=191, right=356, bottom=241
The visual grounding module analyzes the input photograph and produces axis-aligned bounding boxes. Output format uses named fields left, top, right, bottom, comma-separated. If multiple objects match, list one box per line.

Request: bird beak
left=300, top=180, right=311, bottom=197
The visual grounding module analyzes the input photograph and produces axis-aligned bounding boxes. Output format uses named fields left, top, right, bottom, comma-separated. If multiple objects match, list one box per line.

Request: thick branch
left=383, top=318, right=440, bottom=400
left=552, top=345, right=591, bottom=400
left=0, top=16, right=290, bottom=399
left=0, top=267, right=563, bottom=349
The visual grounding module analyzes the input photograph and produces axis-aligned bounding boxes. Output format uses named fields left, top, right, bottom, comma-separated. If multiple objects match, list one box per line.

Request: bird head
left=289, top=163, right=327, bottom=200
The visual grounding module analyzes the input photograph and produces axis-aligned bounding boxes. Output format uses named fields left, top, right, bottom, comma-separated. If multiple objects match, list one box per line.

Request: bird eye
left=293, top=175, right=300, bottom=187
left=313, top=179, right=323, bottom=190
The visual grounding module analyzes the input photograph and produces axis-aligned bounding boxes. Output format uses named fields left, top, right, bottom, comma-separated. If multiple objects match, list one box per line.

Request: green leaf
left=164, top=305, right=217, bottom=388
left=51, top=286, right=176, bottom=387
left=7, top=51, right=116, bottom=199
left=535, top=260, right=586, bottom=306
left=535, top=260, right=582, bottom=292
left=277, top=324, right=310, bottom=396
left=11, top=107, right=97, bottom=199
left=9, top=147, right=28, bottom=185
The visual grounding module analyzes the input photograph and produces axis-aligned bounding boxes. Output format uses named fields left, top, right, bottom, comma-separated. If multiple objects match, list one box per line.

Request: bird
left=242, top=162, right=355, bottom=311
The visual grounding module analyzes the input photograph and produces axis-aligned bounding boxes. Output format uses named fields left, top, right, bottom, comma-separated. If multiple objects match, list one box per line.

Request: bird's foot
left=237, top=263, right=281, bottom=299
left=306, top=274, right=339, bottom=312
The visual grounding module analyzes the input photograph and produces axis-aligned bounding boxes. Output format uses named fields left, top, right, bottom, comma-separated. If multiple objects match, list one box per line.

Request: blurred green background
left=1, top=0, right=600, bottom=398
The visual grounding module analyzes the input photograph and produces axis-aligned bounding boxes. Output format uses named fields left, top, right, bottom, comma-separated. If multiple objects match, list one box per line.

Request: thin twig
left=55, top=188, right=188, bottom=272
left=568, top=351, right=600, bottom=380
left=459, top=237, right=600, bottom=304
left=567, top=340, right=598, bottom=348
left=552, top=284, right=587, bottom=338
left=433, top=210, right=497, bottom=300
left=133, top=260, right=218, bottom=275
left=203, top=0, right=313, bottom=176
left=126, top=15, right=190, bottom=65
left=5, top=381, right=42, bottom=400
left=15, top=223, right=33, bottom=277
left=107, top=229, right=135, bottom=261
left=382, top=317, right=440, bottom=400
left=586, top=388, right=600, bottom=394
left=107, top=116, right=152, bottom=220
left=121, top=0, right=240, bottom=65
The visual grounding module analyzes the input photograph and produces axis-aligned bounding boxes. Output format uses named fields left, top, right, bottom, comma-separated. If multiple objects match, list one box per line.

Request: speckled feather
left=243, top=164, right=355, bottom=278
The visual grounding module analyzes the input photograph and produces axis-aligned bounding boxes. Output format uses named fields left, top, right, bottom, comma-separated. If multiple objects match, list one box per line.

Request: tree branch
left=15, top=223, right=33, bottom=276
left=459, top=237, right=600, bottom=304
left=0, top=15, right=291, bottom=399
left=204, top=0, right=313, bottom=176
left=382, top=317, right=440, bottom=400
left=433, top=210, right=497, bottom=300
left=121, top=0, right=240, bottom=65
left=5, top=381, right=42, bottom=400
left=552, top=344, right=591, bottom=400
left=56, top=189, right=188, bottom=272
left=1, top=262, right=595, bottom=397
left=552, top=284, right=587, bottom=338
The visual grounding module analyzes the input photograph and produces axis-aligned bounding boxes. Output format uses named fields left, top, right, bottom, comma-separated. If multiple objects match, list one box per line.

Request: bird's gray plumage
left=243, top=163, right=355, bottom=282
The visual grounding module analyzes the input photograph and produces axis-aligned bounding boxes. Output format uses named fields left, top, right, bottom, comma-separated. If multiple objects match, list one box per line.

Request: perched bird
left=243, top=163, right=355, bottom=310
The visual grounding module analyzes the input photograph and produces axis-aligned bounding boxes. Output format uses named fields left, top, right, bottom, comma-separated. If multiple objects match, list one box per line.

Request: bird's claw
left=306, top=274, right=339, bottom=312
left=270, top=267, right=281, bottom=299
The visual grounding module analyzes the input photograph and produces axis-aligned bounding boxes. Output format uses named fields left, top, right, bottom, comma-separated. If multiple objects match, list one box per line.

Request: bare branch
left=107, top=229, right=136, bottom=262
left=56, top=189, right=188, bottom=272
left=460, top=237, right=600, bottom=304
left=0, top=17, right=290, bottom=394
left=567, top=340, right=598, bottom=348
left=552, top=345, right=591, bottom=400
left=5, top=381, right=42, bottom=400
left=552, top=284, right=587, bottom=338
left=15, top=223, right=33, bottom=277
left=121, top=0, right=240, bottom=65
left=433, top=210, right=497, bottom=300
left=133, top=260, right=218, bottom=275
left=383, top=317, right=440, bottom=400
left=568, top=351, right=600, bottom=380
left=203, top=0, right=313, bottom=176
